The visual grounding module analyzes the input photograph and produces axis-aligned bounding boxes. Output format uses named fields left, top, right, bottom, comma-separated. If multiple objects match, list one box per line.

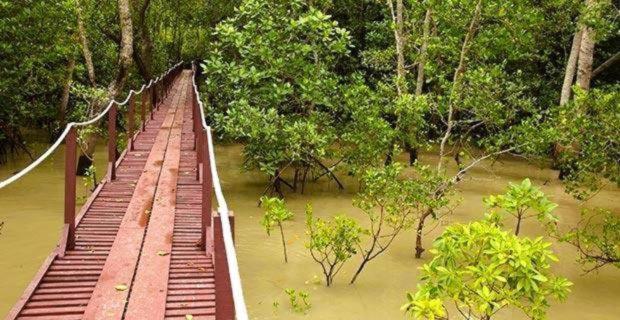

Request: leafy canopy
left=204, top=0, right=351, bottom=179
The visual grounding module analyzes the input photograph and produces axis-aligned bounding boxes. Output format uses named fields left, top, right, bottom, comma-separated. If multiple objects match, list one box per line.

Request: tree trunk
left=415, top=9, right=431, bottom=96
left=406, top=143, right=418, bottom=166
left=559, top=30, right=582, bottom=105
left=592, top=51, right=620, bottom=78
left=279, top=223, right=288, bottom=263
left=576, top=15, right=595, bottom=90
left=414, top=210, right=431, bottom=259
left=350, top=255, right=371, bottom=284
left=77, top=0, right=134, bottom=175
left=75, top=0, right=96, bottom=86
left=387, top=0, right=407, bottom=96
left=59, top=57, right=76, bottom=127
left=438, top=0, right=483, bottom=172
left=515, top=215, right=522, bottom=236
left=135, top=0, right=154, bottom=81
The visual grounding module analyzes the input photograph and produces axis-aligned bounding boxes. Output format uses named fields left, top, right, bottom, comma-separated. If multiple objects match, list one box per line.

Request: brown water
left=1, top=143, right=618, bottom=319
left=0, top=143, right=106, bottom=315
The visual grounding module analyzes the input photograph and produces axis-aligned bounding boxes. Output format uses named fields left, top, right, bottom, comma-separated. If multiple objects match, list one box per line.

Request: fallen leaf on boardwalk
left=185, top=315, right=194, bottom=320
left=115, top=284, right=128, bottom=291
left=157, top=250, right=170, bottom=256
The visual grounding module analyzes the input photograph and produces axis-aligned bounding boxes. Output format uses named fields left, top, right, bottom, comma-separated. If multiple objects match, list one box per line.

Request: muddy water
left=214, top=144, right=620, bottom=320
left=1, top=143, right=618, bottom=319
left=0, top=143, right=106, bottom=315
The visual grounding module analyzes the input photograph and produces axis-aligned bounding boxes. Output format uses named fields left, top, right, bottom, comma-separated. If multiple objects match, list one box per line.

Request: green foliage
left=305, top=204, right=364, bottom=286
left=354, top=163, right=421, bottom=229
left=553, top=86, right=620, bottom=200
left=260, top=196, right=294, bottom=263
left=204, top=0, right=352, bottom=184
left=350, top=163, right=448, bottom=282
left=284, top=288, right=311, bottom=313
left=404, top=220, right=572, bottom=320
left=0, top=1, right=75, bottom=155
left=484, top=179, right=558, bottom=235
left=559, top=208, right=620, bottom=272
left=82, top=165, right=98, bottom=192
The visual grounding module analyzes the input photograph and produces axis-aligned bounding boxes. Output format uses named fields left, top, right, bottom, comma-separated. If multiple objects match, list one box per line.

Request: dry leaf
left=115, top=284, right=128, bottom=291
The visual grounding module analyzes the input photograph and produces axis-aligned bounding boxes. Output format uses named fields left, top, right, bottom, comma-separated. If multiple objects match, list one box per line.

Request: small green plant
left=260, top=196, right=294, bottom=263
left=484, top=178, right=558, bottom=235
left=82, top=164, right=97, bottom=191
left=305, top=205, right=364, bottom=286
left=403, top=220, right=572, bottom=320
left=284, top=288, right=311, bottom=313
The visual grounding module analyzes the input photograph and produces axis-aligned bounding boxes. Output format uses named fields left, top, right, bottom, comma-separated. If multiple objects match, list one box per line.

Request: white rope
left=192, top=62, right=249, bottom=320
left=0, top=62, right=183, bottom=189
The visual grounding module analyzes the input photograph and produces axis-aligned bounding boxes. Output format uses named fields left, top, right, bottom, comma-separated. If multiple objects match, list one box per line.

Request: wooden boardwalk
left=6, top=70, right=229, bottom=320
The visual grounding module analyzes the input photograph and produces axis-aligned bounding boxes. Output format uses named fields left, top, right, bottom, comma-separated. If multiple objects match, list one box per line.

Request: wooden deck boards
left=8, top=71, right=217, bottom=320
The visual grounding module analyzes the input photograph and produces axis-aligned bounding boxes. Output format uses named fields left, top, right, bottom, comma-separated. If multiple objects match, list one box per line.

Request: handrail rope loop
left=0, top=62, right=183, bottom=189
left=191, top=61, right=249, bottom=320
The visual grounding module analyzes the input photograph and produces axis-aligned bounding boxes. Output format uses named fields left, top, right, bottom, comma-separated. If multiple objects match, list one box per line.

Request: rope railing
left=191, top=61, right=249, bottom=320
left=0, top=62, right=184, bottom=189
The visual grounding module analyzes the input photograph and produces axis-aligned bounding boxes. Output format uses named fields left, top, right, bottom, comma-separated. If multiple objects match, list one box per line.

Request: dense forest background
left=0, top=0, right=617, bottom=193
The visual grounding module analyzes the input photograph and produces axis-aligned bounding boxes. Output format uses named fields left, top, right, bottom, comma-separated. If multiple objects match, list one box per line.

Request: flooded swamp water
left=1, top=143, right=618, bottom=319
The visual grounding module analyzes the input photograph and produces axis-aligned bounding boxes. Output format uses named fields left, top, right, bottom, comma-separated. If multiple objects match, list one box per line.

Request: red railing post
left=214, top=212, right=235, bottom=319
left=149, top=87, right=154, bottom=120
left=152, top=83, right=159, bottom=111
left=107, top=103, right=117, bottom=181
left=201, top=130, right=213, bottom=249
left=141, top=90, right=147, bottom=131
left=64, top=127, right=77, bottom=250
left=128, top=94, right=135, bottom=151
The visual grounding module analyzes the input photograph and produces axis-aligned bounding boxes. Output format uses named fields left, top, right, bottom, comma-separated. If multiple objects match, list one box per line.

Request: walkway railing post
left=128, top=94, right=135, bottom=151
left=141, top=90, right=147, bottom=131
left=153, top=83, right=159, bottom=111
left=64, top=127, right=77, bottom=250
left=107, top=103, right=117, bottom=181
left=214, top=212, right=235, bottom=319
left=201, top=130, right=212, bottom=250
left=149, top=87, right=154, bottom=120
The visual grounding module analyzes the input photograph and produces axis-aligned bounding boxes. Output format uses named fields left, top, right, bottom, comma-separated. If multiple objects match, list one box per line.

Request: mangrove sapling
left=284, top=288, right=311, bottom=313
left=484, top=178, right=558, bottom=236
left=260, top=196, right=294, bottom=263
left=305, top=205, right=364, bottom=286
left=403, top=220, right=572, bottom=320
left=558, top=208, right=620, bottom=273
left=350, top=164, right=426, bottom=284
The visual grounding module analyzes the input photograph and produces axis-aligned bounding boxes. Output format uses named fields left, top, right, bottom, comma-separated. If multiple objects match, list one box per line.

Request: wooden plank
left=124, top=75, right=186, bottom=319
left=82, top=85, right=181, bottom=319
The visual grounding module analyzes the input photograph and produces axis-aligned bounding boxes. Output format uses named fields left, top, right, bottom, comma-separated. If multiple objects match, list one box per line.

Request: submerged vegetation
left=1, top=0, right=619, bottom=318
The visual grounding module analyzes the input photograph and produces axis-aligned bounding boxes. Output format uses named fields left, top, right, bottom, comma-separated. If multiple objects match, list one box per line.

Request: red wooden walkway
left=6, top=68, right=239, bottom=320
